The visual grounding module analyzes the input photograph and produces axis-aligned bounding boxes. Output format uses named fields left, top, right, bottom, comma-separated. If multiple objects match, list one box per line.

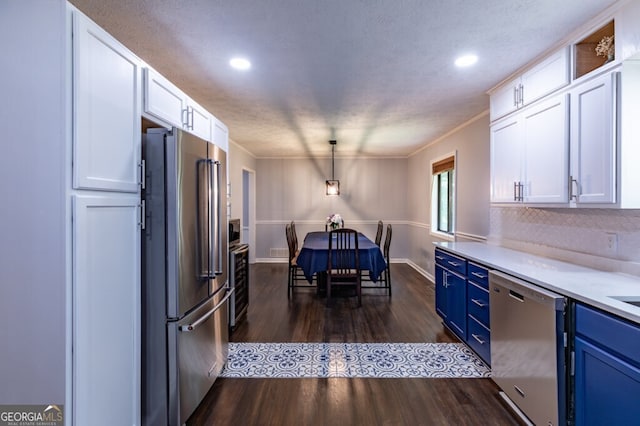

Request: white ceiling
left=69, top=0, right=617, bottom=158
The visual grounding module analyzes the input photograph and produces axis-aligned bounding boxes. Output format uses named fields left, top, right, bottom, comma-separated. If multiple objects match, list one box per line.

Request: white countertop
left=434, top=242, right=640, bottom=324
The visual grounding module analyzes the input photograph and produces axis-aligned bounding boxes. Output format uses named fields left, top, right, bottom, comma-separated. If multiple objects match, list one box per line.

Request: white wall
left=228, top=139, right=257, bottom=220
left=240, top=115, right=491, bottom=272
left=253, top=156, right=409, bottom=261
left=0, top=1, right=68, bottom=404
left=407, top=113, right=491, bottom=275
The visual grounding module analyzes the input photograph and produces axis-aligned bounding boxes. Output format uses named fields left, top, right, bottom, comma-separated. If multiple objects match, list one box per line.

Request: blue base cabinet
left=466, top=262, right=490, bottom=365
left=435, top=249, right=467, bottom=340
left=435, top=248, right=491, bottom=365
left=574, top=303, right=640, bottom=425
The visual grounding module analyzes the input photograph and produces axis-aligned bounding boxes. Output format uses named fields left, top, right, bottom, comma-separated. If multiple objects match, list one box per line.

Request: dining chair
left=380, top=224, right=392, bottom=296
left=326, top=228, right=361, bottom=306
left=290, top=221, right=299, bottom=254
left=361, top=223, right=392, bottom=296
left=374, top=220, right=384, bottom=246
left=286, top=223, right=312, bottom=298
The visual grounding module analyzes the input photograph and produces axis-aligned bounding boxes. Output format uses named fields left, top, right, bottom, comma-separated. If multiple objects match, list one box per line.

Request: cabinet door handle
left=471, top=272, right=487, bottom=279
left=569, top=176, right=579, bottom=201
left=515, top=181, right=524, bottom=202
left=182, top=107, right=189, bottom=128
left=435, top=255, right=445, bottom=260
left=447, top=261, right=460, bottom=267
left=513, top=86, right=518, bottom=107
left=188, top=106, right=195, bottom=130
left=471, top=334, right=486, bottom=344
left=519, top=83, right=524, bottom=106
left=471, top=298, right=487, bottom=307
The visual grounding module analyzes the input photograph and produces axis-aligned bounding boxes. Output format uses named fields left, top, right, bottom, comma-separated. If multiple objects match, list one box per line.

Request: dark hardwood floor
left=187, top=263, right=519, bottom=425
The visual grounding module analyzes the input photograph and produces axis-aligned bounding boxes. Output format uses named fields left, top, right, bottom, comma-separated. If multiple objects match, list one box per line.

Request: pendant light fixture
left=326, top=140, right=340, bottom=195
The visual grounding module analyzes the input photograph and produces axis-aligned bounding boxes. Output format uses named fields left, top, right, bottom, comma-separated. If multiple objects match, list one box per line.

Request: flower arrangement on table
left=326, top=213, right=342, bottom=230
left=595, top=35, right=615, bottom=63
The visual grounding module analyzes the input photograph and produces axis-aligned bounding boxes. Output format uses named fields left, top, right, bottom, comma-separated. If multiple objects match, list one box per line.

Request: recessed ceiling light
left=230, top=57, right=251, bottom=71
left=455, top=54, right=478, bottom=67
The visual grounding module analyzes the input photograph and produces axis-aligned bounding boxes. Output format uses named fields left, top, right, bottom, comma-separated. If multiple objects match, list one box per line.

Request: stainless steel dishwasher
left=489, top=270, right=567, bottom=426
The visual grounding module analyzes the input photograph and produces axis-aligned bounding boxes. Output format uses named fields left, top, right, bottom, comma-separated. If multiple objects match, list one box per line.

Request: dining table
left=296, top=231, right=387, bottom=284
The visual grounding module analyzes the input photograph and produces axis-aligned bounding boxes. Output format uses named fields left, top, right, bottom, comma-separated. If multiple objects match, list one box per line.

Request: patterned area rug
left=221, top=342, right=490, bottom=378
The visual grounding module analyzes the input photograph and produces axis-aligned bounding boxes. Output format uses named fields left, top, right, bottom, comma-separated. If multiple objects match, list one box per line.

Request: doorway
left=242, top=168, right=256, bottom=263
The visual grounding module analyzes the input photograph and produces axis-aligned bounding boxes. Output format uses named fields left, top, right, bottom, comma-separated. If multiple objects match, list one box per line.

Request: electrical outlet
left=605, top=232, right=618, bottom=254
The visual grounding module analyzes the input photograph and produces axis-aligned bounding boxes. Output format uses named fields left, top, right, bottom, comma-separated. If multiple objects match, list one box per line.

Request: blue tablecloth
left=296, top=231, right=386, bottom=283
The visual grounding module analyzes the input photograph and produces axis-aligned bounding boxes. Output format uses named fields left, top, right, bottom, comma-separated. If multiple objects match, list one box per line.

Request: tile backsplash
left=488, top=207, right=640, bottom=275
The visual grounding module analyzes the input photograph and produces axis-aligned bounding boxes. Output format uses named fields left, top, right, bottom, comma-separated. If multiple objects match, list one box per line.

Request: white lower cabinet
left=72, top=195, right=141, bottom=426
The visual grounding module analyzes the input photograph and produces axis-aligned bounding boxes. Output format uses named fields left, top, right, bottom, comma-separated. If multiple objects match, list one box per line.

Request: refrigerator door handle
left=196, top=158, right=214, bottom=280
left=179, top=288, right=234, bottom=332
left=212, top=159, right=223, bottom=276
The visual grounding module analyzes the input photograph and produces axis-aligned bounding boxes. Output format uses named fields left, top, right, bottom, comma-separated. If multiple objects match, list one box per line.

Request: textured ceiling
left=69, top=0, right=617, bottom=157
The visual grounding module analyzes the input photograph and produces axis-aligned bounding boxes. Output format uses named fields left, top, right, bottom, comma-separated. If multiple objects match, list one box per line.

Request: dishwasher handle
left=509, top=290, right=525, bottom=302
left=489, top=270, right=565, bottom=311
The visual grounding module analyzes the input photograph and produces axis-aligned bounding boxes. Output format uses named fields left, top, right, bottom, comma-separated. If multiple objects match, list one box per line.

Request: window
left=430, top=153, right=456, bottom=239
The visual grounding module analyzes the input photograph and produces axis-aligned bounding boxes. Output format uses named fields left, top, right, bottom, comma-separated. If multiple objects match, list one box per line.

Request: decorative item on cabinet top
left=575, top=20, right=614, bottom=80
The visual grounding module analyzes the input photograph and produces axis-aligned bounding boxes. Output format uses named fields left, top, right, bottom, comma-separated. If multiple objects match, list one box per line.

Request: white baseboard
left=406, top=259, right=434, bottom=283
left=255, top=257, right=435, bottom=285
left=256, top=257, right=288, bottom=263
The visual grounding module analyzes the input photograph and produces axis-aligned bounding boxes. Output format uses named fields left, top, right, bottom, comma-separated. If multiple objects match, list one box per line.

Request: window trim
left=430, top=151, right=457, bottom=241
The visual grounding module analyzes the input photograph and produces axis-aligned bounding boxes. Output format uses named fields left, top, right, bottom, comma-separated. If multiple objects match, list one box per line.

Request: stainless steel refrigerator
left=142, top=127, right=230, bottom=426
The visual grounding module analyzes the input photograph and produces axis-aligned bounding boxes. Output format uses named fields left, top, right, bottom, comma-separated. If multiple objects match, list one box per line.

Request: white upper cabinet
left=490, top=116, right=522, bottom=203
left=522, top=48, right=570, bottom=105
left=569, top=71, right=617, bottom=205
left=617, top=61, right=640, bottom=208
left=185, top=97, right=212, bottom=141
left=143, top=67, right=188, bottom=129
left=489, top=76, right=522, bottom=123
left=490, top=47, right=570, bottom=121
left=212, top=116, right=229, bottom=152
left=73, top=11, right=141, bottom=192
left=521, top=94, right=569, bottom=204
left=490, top=93, right=569, bottom=205
left=144, top=67, right=213, bottom=141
